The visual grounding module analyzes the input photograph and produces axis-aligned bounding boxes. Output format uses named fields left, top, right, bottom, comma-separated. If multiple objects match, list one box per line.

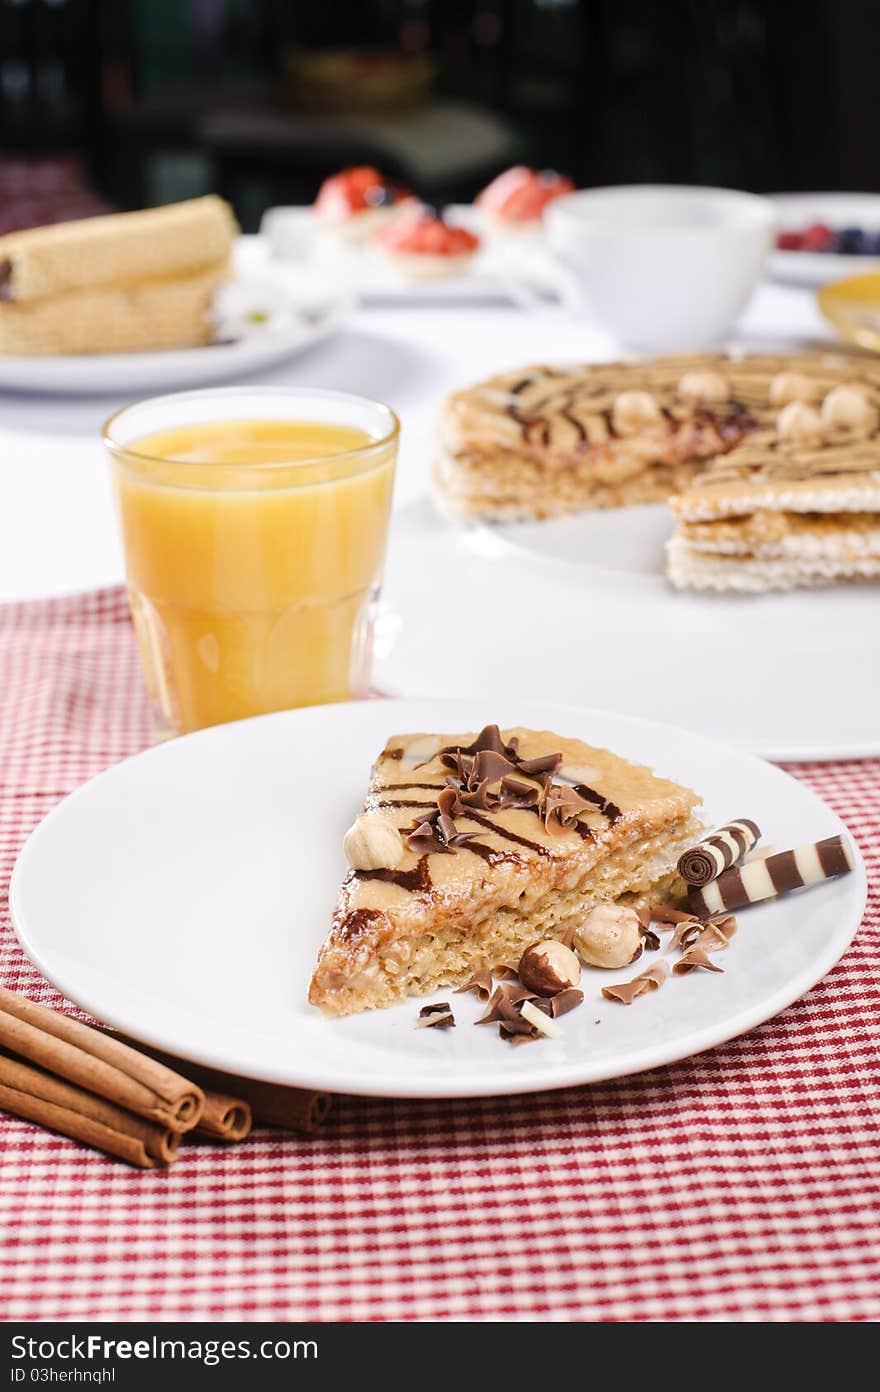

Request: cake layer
left=309, top=726, right=700, bottom=1015
left=666, top=536, right=880, bottom=591
left=0, top=196, right=238, bottom=303
left=433, top=446, right=707, bottom=520
left=0, top=260, right=229, bottom=355
left=437, top=352, right=880, bottom=523
left=677, top=511, right=880, bottom=560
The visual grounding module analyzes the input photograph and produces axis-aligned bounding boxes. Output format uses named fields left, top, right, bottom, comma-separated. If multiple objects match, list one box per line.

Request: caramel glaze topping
left=335, top=725, right=631, bottom=938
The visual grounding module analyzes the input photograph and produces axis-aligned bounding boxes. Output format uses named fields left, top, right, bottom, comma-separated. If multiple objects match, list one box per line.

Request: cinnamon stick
left=196, top=1090, right=252, bottom=1143
left=187, top=1067, right=331, bottom=1135
left=0, top=1049, right=178, bottom=1169
left=0, top=986, right=204, bottom=1131
left=108, top=1032, right=331, bottom=1135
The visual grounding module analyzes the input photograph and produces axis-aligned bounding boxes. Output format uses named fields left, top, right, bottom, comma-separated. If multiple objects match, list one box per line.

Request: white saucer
left=374, top=499, right=880, bottom=762
left=0, top=239, right=349, bottom=396
left=769, top=192, right=880, bottom=288
left=10, top=698, right=864, bottom=1099
left=259, top=207, right=562, bottom=307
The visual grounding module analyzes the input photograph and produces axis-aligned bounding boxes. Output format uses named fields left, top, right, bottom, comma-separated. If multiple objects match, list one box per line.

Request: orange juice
left=105, top=392, right=397, bottom=735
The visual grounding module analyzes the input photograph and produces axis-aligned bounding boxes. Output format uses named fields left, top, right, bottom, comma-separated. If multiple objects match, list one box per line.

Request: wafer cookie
left=688, top=835, right=853, bottom=915
left=0, top=196, right=237, bottom=303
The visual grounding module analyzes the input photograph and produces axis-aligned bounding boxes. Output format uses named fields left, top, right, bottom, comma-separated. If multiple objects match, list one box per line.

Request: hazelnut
left=776, top=400, right=823, bottom=444
left=820, top=383, right=879, bottom=433
left=677, top=370, right=730, bottom=403
left=612, top=390, right=663, bottom=435
left=343, top=814, right=404, bottom=871
left=517, top=939, right=581, bottom=996
left=574, top=904, right=641, bottom=969
left=769, top=371, right=822, bottom=407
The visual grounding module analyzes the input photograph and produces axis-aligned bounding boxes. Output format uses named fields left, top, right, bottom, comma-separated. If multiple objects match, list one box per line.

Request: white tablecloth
left=0, top=279, right=831, bottom=602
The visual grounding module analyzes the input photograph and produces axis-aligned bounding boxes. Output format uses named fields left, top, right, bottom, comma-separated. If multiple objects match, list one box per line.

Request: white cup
left=545, top=184, right=776, bottom=350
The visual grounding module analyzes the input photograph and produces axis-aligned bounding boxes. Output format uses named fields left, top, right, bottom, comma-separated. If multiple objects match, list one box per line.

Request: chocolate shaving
left=652, top=903, right=697, bottom=924
left=673, top=947, right=724, bottom=975
left=559, top=924, right=577, bottom=951
left=451, top=777, right=497, bottom=811
left=602, top=959, right=670, bottom=1005
left=404, top=790, right=483, bottom=855
left=417, top=1002, right=456, bottom=1028
left=546, top=988, right=584, bottom=1017
left=640, top=924, right=661, bottom=952
left=475, top=983, right=536, bottom=1023
left=693, top=916, right=737, bottom=953
left=516, top=752, right=562, bottom=776
left=636, top=905, right=653, bottom=929
left=454, top=970, right=494, bottom=1001
left=543, top=783, right=595, bottom=834
left=670, top=918, right=703, bottom=950
left=491, top=965, right=519, bottom=980
left=499, top=1024, right=540, bottom=1045
left=496, top=1010, right=538, bottom=1037
left=408, top=725, right=591, bottom=857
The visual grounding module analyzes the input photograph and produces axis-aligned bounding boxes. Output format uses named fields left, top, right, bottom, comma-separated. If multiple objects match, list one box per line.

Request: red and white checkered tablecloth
left=0, top=587, right=878, bottom=1322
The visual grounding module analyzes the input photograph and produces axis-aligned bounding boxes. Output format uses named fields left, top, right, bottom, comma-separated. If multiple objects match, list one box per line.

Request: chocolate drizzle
left=380, top=725, right=625, bottom=868
left=571, top=783, right=622, bottom=825
left=356, top=856, right=433, bottom=894
left=337, top=908, right=386, bottom=942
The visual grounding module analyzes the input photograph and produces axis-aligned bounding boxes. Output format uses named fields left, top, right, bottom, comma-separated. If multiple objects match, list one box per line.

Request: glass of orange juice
left=103, top=386, right=398, bottom=736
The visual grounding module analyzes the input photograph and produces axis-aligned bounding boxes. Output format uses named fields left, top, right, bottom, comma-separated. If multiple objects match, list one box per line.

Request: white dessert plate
left=769, top=192, right=880, bottom=288
left=10, top=698, right=865, bottom=1099
left=259, top=207, right=562, bottom=306
left=0, top=239, right=349, bottom=396
left=374, top=499, right=880, bottom=762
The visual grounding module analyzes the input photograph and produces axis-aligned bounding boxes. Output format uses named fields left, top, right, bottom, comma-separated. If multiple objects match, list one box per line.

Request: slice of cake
left=434, top=351, right=880, bottom=523
left=667, top=377, right=880, bottom=591
left=0, top=196, right=237, bottom=356
left=308, top=724, right=701, bottom=1016
left=0, top=261, right=229, bottom=356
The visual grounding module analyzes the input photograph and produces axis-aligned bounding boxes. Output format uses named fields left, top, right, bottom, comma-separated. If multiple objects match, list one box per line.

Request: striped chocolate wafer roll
left=688, top=835, right=853, bottom=915
left=677, top=818, right=761, bottom=887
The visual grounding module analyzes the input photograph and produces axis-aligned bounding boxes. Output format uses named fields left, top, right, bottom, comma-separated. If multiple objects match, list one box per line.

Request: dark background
left=0, top=0, right=877, bottom=232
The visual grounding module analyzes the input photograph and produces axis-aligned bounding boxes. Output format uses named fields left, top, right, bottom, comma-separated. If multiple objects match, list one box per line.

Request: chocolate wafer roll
left=688, top=835, right=853, bottom=915
left=677, top=819, right=760, bottom=887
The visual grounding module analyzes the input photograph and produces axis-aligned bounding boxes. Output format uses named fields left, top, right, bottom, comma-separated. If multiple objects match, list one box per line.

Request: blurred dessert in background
left=0, top=196, right=237, bottom=355
left=475, top=166, right=574, bottom=232
left=436, top=354, right=759, bottom=520
left=373, top=205, right=480, bottom=280
left=777, top=221, right=880, bottom=255
left=436, top=350, right=880, bottom=593
left=313, top=166, right=414, bottom=243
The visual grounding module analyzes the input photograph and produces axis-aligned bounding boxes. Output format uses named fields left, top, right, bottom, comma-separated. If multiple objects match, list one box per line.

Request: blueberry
left=836, top=226, right=868, bottom=255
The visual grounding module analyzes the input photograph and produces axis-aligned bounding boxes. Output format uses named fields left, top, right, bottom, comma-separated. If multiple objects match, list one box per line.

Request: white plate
left=375, top=500, right=880, bottom=761
left=0, top=239, right=349, bottom=396
left=9, top=698, right=865, bottom=1099
left=769, top=192, right=880, bottom=287
left=259, top=206, right=562, bottom=307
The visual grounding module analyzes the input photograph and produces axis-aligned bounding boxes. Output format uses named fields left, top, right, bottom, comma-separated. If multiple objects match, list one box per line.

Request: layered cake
left=0, top=195, right=237, bottom=355
left=434, top=352, right=880, bottom=526
left=308, top=724, right=701, bottom=1015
